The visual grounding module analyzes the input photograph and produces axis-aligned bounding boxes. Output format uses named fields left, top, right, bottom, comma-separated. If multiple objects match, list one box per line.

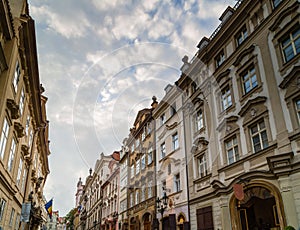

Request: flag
left=45, top=199, right=53, bottom=218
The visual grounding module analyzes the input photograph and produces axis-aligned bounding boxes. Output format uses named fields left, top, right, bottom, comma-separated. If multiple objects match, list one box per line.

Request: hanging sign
left=233, top=184, right=244, bottom=201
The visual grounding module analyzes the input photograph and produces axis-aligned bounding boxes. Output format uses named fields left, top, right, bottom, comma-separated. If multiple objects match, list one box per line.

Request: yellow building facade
left=0, top=0, right=50, bottom=229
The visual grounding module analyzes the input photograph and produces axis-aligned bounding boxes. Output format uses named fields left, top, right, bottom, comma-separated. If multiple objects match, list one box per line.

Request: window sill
left=193, top=173, right=212, bottom=184
left=239, top=85, right=263, bottom=105
left=159, top=148, right=180, bottom=163
left=280, top=52, right=300, bottom=76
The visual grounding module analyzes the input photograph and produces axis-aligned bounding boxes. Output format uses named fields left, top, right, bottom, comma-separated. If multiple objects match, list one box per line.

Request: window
left=13, top=61, right=20, bottom=92
left=161, top=180, right=166, bottom=195
left=0, top=118, right=9, bottom=159
left=174, top=174, right=180, bottom=192
left=8, top=138, right=16, bottom=172
left=141, top=185, right=146, bottom=201
left=15, top=213, right=20, bottom=230
left=241, top=65, right=257, bottom=94
left=141, top=154, right=146, bottom=170
left=136, top=159, right=140, bottom=175
left=147, top=122, right=152, bottom=135
left=148, top=180, right=153, bottom=198
left=172, top=132, right=179, bottom=150
left=28, top=129, right=33, bottom=148
left=296, top=99, right=300, bottom=125
left=221, top=86, right=232, bottom=111
left=161, top=142, right=166, bottom=158
left=195, top=110, right=204, bottom=131
left=171, top=103, right=176, bottom=116
left=21, top=169, right=27, bottom=193
left=236, top=26, right=248, bottom=46
left=198, top=154, right=207, bottom=178
left=130, top=193, right=134, bottom=207
left=135, top=190, right=139, bottom=204
left=19, top=89, right=25, bottom=116
left=9, top=208, right=15, bottom=227
left=135, top=138, right=140, bottom=148
left=160, top=114, right=166, bottom=125
left=215, top=50, right=225, bottom=68
left=250, top=120, right=268, bottom=153
left=272, top=0, right=283, bottom=8
left=225, top=136, right=239, bottom=164
left=25, top=115, right=30, bottom=136
left=17, top=158, right=23, bottom=186
left=130, top=164, right=134, bottom=179
left=147, top=147, right=153, bottom=165
left=281, top=26, right=300, bottom=63
left=0, top=198, right=6, bottom=222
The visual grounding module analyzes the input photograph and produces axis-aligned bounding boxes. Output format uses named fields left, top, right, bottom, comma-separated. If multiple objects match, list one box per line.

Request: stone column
left=220, top=196, right=232, bottom=230
left=278, top=176, right=298, bottom=228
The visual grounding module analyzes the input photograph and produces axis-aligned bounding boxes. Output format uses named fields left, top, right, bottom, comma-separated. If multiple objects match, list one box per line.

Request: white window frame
left=236, top=26, right=248, bottom=46
left=281, top=26, right=300, bottom=63
left=141, top=154, right=146, bottom=170
left=0, top=118, right=10, bottom=159
left=8, top=138, right=16, bottom=172
left=161, top=142, right=166, bottom=158
left=174, top=174, right=180, bottom=192
left=225, top=136, right=239, bottom=164
left=198, top=154, right=207, bottom=178
left=19, top=89, right=25, bottom=116
left=17, top=158, right=23, bottom=186
left=215, top=50, right=225, bottom=68
left=13, top=61, right=20, bottom=92
left=130, top=164, right=135, bottom=178
left=172, top=132, right=179, bottom=150
left=250, top=120, right=269, bottom=153
left=147, top=147, right=153, bottom=165
left=241, top=66, right=258, bottom=94
left=136, top=159, right=140, bottom=175
left=296, top=98, right=300, bottom=125
left=0, top=198, right=6, bottom=222
left=195, top=109, right=204, bottom=131
left=221, top=86, right=232, bottom=111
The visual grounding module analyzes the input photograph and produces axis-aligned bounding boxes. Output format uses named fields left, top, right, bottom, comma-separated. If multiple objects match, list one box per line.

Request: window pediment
left=191, top=137, right=209, bottom=155
left=233, top=45, right=255, bottom=67
left=279, top=65, right=300, bottom=100
left=216, top=69, right=231, bottom=84
left=269, top=2, right=299, bottom=32
left=217, top=116, right=239, bottom=139
left=238, top=96, right=267, bottom=117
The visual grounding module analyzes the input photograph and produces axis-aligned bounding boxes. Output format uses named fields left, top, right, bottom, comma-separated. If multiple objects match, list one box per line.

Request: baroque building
left=176, top=0, right=300, bottom=229
left=122, top=97, right=157, bottom=230
left=152, top=84, right=190, bottom=230
left=0, top=0, right=50, bottom=230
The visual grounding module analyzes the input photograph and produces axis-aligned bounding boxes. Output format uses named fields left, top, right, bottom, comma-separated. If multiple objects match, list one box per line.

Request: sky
left=28, top=0, right=237, bottom=216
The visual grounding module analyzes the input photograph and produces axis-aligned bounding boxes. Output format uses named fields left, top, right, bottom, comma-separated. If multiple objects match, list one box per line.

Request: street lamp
left=156, top=188, right=168, bottom=230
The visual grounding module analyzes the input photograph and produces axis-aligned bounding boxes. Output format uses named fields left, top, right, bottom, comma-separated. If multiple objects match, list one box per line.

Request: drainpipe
left=182, top=97, right=191, bottom=230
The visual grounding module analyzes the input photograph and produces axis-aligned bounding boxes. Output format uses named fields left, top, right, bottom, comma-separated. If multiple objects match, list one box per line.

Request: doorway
left=237, top=186, right=280, bottom=230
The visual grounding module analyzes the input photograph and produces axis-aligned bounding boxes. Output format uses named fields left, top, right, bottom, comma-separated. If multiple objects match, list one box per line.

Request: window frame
left=12, top=61, right=21, bottom=93
left=225, top=135, right=240, bottom=165
left=194, top=109, right=204, bottom=133
left=160, top=142, right=166, bottom=159
left=0, top=198, right=6, bottom=222
left=197, top=153, right=208, bottom=178
left=172, top=132, right=179, bottom=151
left=280, top=25, right=300, bottom=63
left=174, top=173, right=181, bottom=192
left=0, top=117, right=10, bottom=159
left=235, top=25, right=248, bottom=47
left=221, top=85, right=233, bottom=111
left=250, top=119, right=269, bottom=153
left=7, top=137, right=17, bottom=172
left=147, top=146, right=153, bottom=165
left=215, top=50, right=225, bottom=68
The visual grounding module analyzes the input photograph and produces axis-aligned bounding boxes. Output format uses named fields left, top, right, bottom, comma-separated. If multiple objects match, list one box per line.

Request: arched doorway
left=230, top=182, right=285, bottom=230
left=142, top=213, right=151, bottom=230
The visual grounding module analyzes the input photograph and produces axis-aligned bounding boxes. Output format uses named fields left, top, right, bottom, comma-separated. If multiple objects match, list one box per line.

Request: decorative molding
left=238, top=96, right=267, bottom=117
left=217, top=115, right=239, bottom=131
left=6, top=99, right=20, bottom=119
left=216, top=69, right=231, bottom=83
left=233, top=45, right=255, bottom=66
left=14, top=122, right=25, bottom=138
left=267, top=152, right=294, bottom=176
left=166, top=122, right=178, bottom=130
left=279, top=65, right=300, bottom=89
left=269, top=2, right=299, bottom=32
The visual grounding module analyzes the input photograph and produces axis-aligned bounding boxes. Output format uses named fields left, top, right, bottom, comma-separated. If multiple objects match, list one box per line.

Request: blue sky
left=28, top=0, right=237, bottom=216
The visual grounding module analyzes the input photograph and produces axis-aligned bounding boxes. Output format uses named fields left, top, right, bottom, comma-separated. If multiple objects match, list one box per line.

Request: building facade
left=0, top=1, right=50, bottom=230
left=124, top=97, right=157, bottom=230
left=176, top=0, right=300, bottom=229
left=101, top=151, right=120, bottom=230
left=153, top=84, right=190, bottom=230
